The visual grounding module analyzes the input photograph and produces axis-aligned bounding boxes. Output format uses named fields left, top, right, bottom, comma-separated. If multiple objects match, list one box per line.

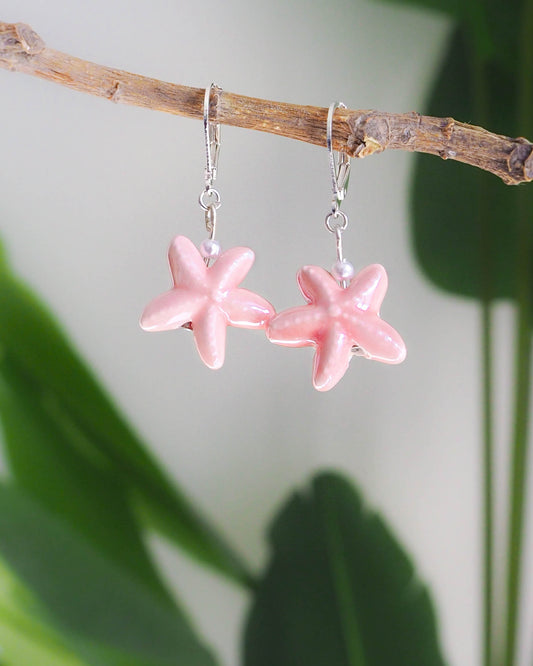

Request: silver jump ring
left=325, top=209, right=348, bottom=234
left=199, top=187, right=221, bottom=211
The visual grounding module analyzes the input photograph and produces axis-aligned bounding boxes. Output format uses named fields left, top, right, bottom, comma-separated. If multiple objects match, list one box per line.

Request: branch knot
left=349, top=112, right=389, bottom=158
left=508, top=140, right=533, bottom=183
left=0, top=22, right=44, bottom=61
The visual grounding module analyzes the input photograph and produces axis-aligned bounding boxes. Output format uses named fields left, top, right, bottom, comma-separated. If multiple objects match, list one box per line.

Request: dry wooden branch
left=1, top=21, right=532, bottom=185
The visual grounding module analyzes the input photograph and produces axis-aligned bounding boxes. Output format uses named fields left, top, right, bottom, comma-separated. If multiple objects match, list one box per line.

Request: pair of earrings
left=140, top=85, right=406, bottom=391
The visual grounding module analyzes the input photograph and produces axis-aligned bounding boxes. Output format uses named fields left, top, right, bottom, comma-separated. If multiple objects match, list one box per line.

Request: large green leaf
left=0, top=560, right=84, bottom=666
left=0, top=357, right=171, bottom=603
left=243, top=472, right=446, bottom=666
left=483, top=0, right=524, bottom=71
left=373, top=0, right=493, bottom=60
left=375, top=0, right=532, bottom=301
left=0, top=483, right=219, bottom=666
left=0, top=249, right=251, bottom=586
left=374, top=0, right=525, bottom=69
left=411, top=27, right=523, bottom=300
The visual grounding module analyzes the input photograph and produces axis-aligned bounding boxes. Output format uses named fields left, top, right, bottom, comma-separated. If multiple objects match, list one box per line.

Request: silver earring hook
left=327, top=101, right=350, bottom=214
left=198, top=84, right=223, bottom=267
left=325, top=100, right=355, bottom=291
left=199, top=83, right=222, bottom=240
left=203, top=83, right=221, bottom=190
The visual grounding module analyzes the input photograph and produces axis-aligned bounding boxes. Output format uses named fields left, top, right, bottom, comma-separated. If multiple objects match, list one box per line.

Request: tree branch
left=1, top=21, right=532, bottom=186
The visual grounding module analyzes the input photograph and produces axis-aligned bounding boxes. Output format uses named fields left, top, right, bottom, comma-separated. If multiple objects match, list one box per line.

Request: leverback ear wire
left=203, top=83, right=221, bottom=190
left=327, top=101, right=350, bottom=213
left=325, top=101, right=354, bottom=289
left=198, top=83, right=223, bottom=264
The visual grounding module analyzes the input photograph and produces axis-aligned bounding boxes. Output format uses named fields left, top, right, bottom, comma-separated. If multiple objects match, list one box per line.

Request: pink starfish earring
left=266, top=101, right=406, bottom=391
left=140, top=84, right=274, bottom=369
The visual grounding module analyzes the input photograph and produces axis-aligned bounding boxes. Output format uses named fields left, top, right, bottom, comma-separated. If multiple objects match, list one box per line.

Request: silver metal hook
left=325, top=101, right=355, bottom=290
left=204, top=83, right=221, bottom=189
left=327, top=101, right=351, bottom=212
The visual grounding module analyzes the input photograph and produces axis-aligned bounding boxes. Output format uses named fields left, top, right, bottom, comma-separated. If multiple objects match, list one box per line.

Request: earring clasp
left=327, top=101, right=351, bottom=213
left=204, top=83, right=221, bottom=189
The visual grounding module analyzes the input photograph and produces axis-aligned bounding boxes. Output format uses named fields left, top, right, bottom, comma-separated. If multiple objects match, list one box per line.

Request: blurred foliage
left=0, top=483, right=218, bottom=666
left=244, top=473, right=446, bottom=666
left=0, top=245, right=251, bottom=588
left=0, top=359, right=172, bottom=603
left=0, top=560, right=83, bottom=666
left=378, top=0, right=531, bottom=303
left=0, top=241, right=239, bottom=661
left=378, top=0, right=523, bottom=67
left=0, top=241, right=445, bottom=663
left=375, top=2, right=533, bottom=666
left=412, top=27, right=519, bottom=299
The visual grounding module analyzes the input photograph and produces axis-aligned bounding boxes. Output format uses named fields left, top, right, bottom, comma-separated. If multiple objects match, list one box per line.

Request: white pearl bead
left=200, top=239, right=221, bottom=259
left=332, top=259, right=355, bottom=282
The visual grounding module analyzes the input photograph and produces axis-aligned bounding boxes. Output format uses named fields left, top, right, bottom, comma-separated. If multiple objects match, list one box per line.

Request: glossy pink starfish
left=266, top=264, right=406, bottom=391
left=140, top=235, right=275, bottom=369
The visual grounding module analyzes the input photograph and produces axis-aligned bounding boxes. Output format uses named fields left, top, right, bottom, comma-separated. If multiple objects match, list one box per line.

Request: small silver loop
left=327, top=101, right=351, bottom=208
left=325, top=209, right=348, bottom=234
left=199, top=188, right=221, bottom=211
left=204, top=83, right=222, bottom=188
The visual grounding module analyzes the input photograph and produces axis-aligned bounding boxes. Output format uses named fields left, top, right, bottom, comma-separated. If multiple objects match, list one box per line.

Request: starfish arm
left=344, top=312, right=406, bottom=364
left=297, top=265, right=339, bottom=304
left=168, top=235, right=208, bottom=288
left=192, top=304, right=228, bottom=369
left=312, top=324, right=354, bottom=392
left=346, top=264, right=388, bottom=313
left=266, top=305, right=323, bottom=347
left=223, top=288, right=275, bottom=328
left=140, top=288, right=204, bottom=331
left=208, top=246, right=255, bottom=292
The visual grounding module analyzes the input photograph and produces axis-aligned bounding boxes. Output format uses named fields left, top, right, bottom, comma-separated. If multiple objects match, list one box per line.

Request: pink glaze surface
left=141, top=235, right=275, bottom=369
left=267, top=264, right=406, bottom=391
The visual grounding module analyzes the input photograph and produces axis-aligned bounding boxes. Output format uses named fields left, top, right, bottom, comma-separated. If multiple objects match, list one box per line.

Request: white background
left=1, top=1, right=531, bottom=665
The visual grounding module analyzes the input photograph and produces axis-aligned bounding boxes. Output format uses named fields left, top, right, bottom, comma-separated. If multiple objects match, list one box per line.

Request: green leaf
left=243, top=472, right=446, bottom=666
left=411, top=27, right=522, bottom=300
left=0, top=357, right=172, bottom=603
left=372, top=0, right=493, bottom=61
left=0, top=560, right=84, bottom=666
left=0, top=482, right=219, bottom=666
left=374, top=0, right=528, bottom=69
left=483, top=0, right=524, bottom=71
left=0, top=249, right=251, bottom=586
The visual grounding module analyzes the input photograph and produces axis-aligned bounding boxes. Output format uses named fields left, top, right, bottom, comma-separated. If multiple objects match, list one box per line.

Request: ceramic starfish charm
left=266, top=263, right=406, bottom=391
left=140, top=235, right=275, bottom=369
